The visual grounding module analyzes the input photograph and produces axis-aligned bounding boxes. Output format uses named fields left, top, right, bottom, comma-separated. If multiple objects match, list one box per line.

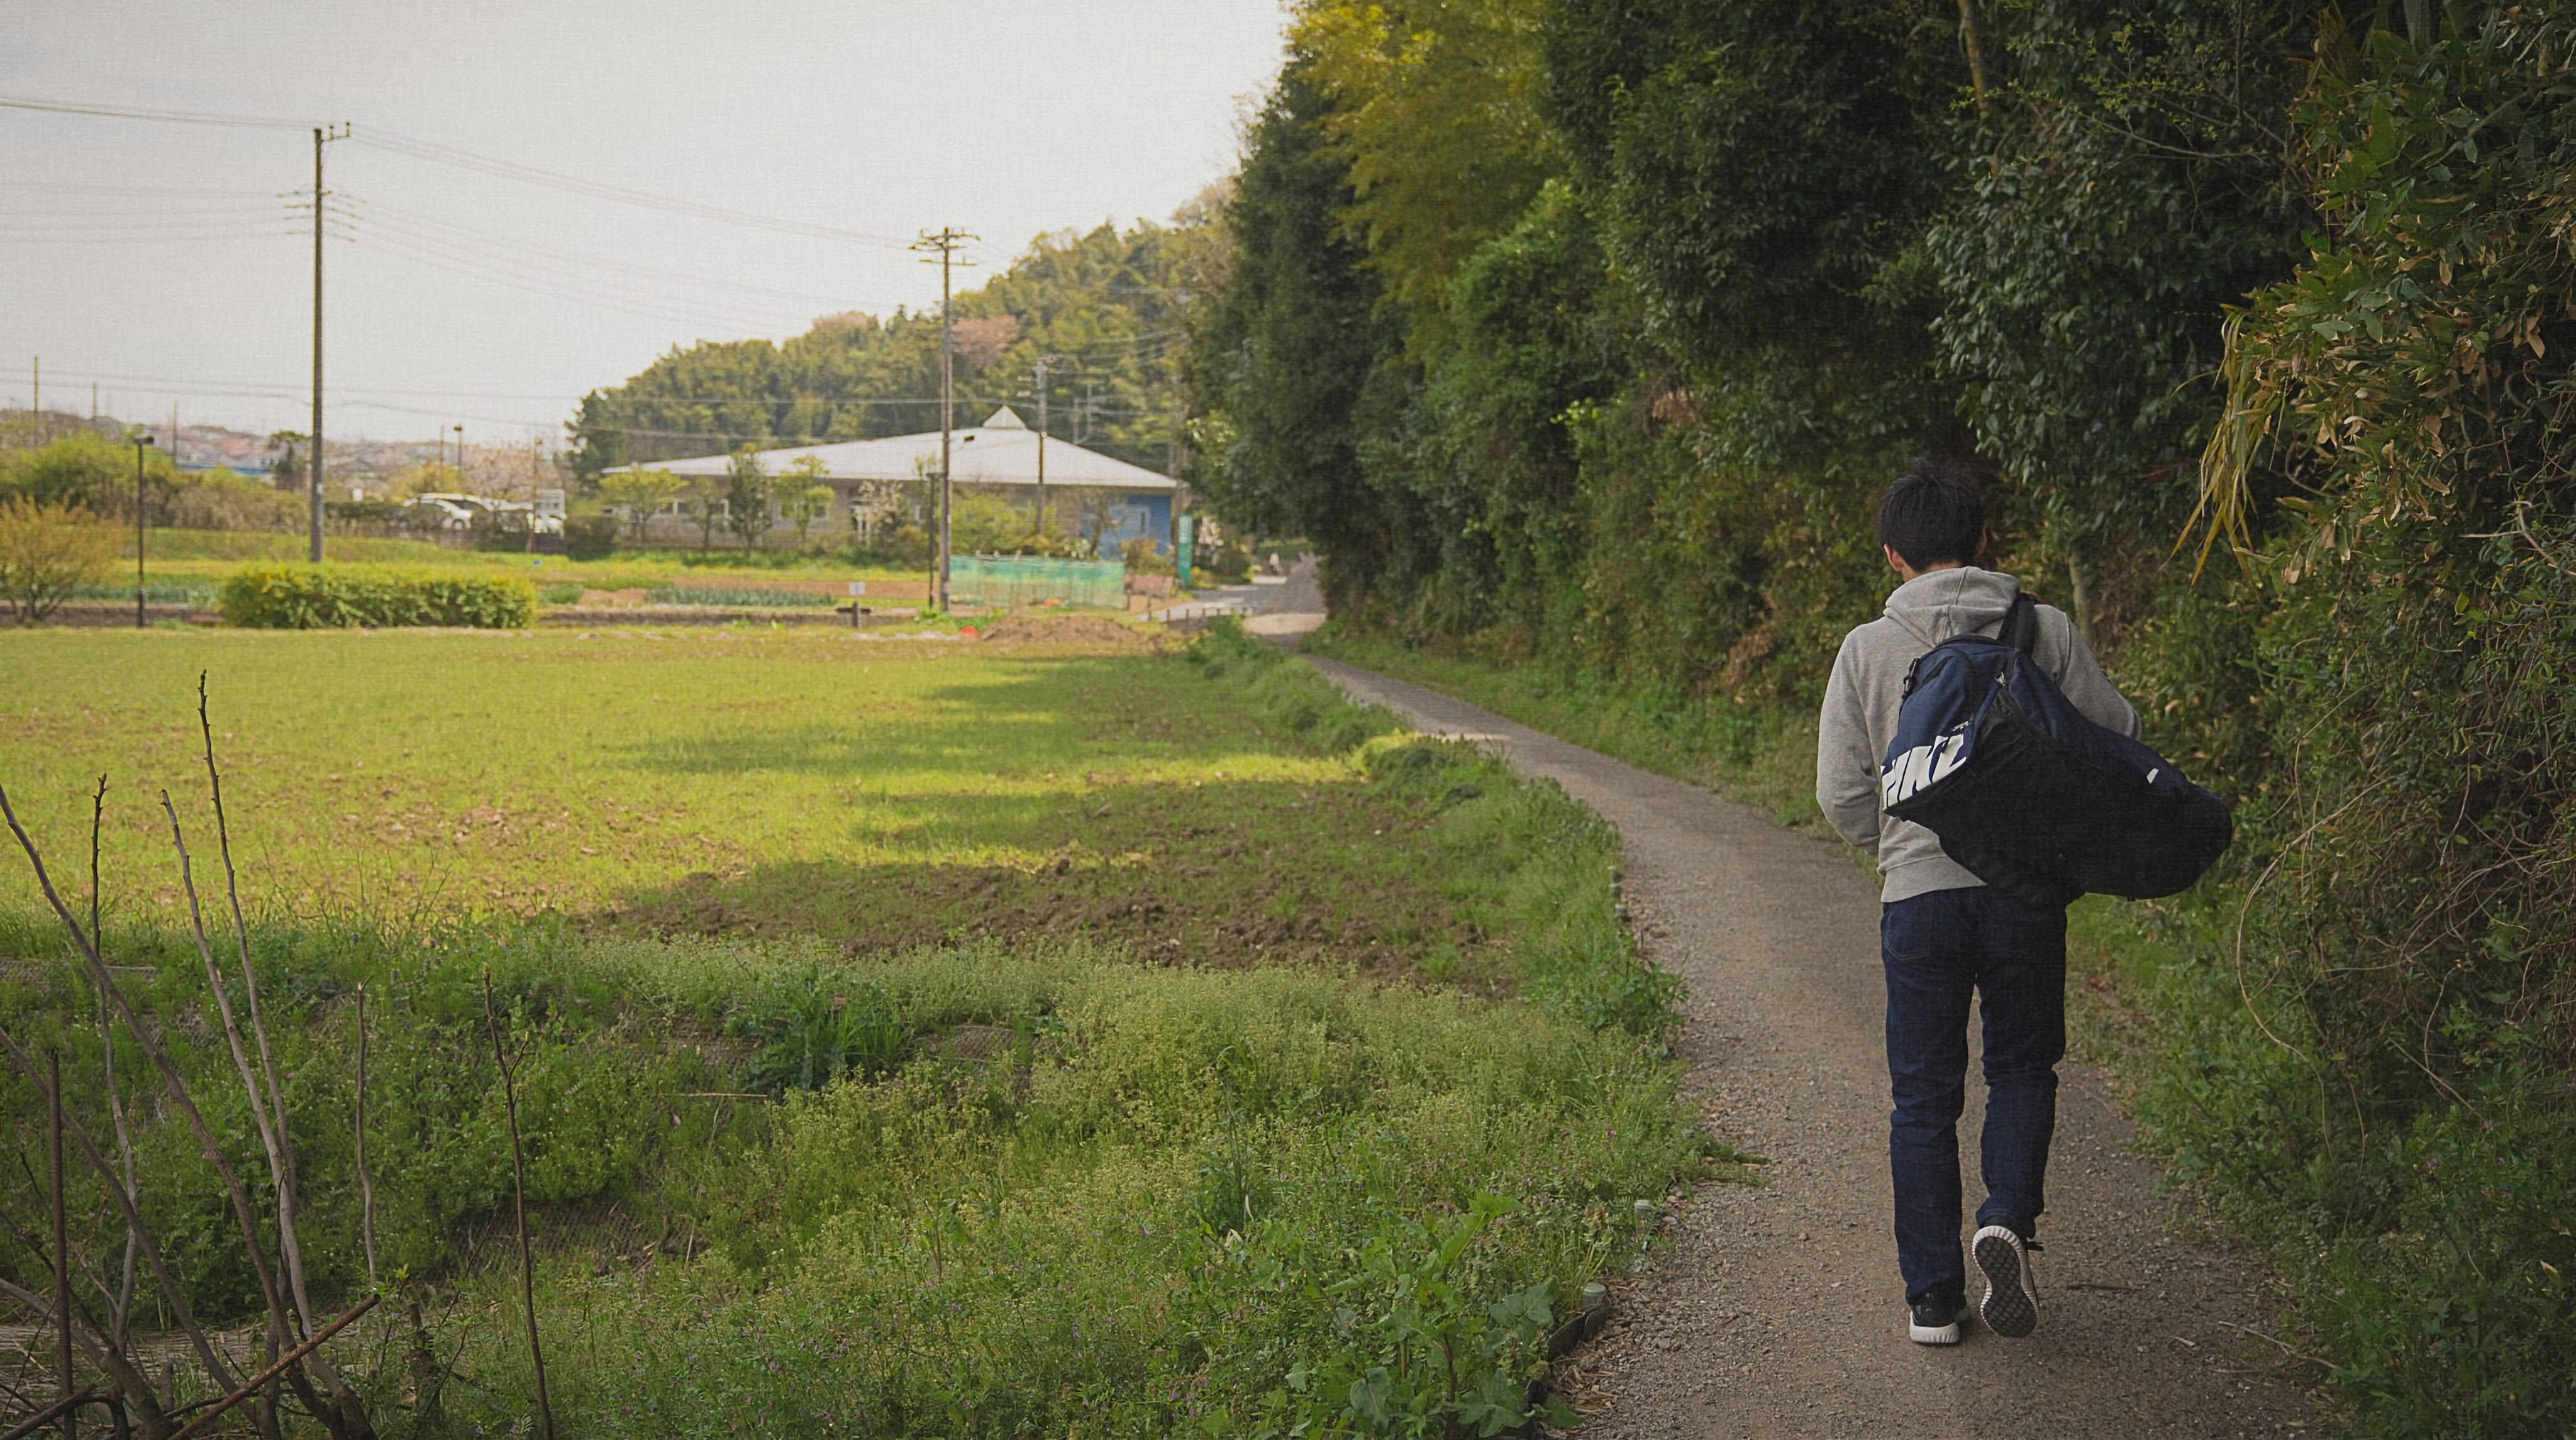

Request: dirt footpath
left=1306, top=658, right=2326, bottom=1439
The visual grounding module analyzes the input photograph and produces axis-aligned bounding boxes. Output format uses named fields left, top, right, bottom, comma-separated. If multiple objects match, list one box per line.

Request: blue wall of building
left=1092, top=492, right=1172, bottom=556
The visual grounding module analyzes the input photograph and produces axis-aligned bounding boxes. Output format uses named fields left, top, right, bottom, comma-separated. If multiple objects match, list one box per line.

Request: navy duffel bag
left=1879, top=596, right=2232, bottom=910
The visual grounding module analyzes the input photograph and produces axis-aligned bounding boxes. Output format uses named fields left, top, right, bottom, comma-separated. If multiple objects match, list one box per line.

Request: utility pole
left=911, top=228, right=977, bottom=612
left=1032, top=353, right=1069, bottom=538
left=308, top=122, right=349, bottom=563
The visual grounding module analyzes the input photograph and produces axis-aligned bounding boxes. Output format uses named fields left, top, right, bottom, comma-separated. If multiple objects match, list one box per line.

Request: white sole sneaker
left=1907, top=1308, right=1962, bottom=1345
left=1973, top=1225, right=2038, bottom=1338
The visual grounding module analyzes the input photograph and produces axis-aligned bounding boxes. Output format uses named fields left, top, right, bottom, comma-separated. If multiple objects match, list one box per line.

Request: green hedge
left=562, top=513, right=617, bottom=561
left=218, top=566, right=536, bottom=629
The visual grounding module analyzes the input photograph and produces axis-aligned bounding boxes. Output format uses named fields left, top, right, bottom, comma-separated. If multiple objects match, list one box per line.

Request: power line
left=353, top=129, right=916, bottom=251
left=3, top=94, right=918, bottom=251
left=0, top=180, right=282, bottom=198
left=0, top=93, right=311, bottom=131
left=335, top=193, right=880, bottom=315
left=341, top=218, right=818, bottom=335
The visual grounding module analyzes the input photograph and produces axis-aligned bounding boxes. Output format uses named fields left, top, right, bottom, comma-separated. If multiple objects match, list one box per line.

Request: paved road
left=1303, top=655, right=2325, bottom=1439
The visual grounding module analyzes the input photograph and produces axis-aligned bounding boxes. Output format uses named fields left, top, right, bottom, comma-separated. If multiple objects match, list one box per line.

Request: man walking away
left=1814, top=458, right=2140, bottom=1345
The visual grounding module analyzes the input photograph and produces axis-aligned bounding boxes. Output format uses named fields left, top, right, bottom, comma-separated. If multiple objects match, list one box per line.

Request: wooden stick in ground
left=482, top=967, right=554, bottom=1440
left=0, top=1023, right=235, bottom=1403
left=0, top=1389, right=101, bottom=1440
left=0, top=783, right=296, bottom=1439
left=354, top=984, right=378, bottom=1288
left=0, top=1277, right=165, bottom=1440
left=165, top=1297, right=377, bottom=1440
left=50, top=1048, right=74, bottom=1440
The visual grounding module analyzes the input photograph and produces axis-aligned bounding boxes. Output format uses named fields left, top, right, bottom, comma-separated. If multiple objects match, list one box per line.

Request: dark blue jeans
left=1882, top=885, right=2066, bottom=1307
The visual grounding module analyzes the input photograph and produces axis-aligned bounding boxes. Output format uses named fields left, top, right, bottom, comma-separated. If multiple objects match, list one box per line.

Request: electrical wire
left=0, top=94, right=313, bottom=131
left=0, top=180, right=284, bottom=198
left=353, top=128, right=916, bottom=251
left=335, top=193, right=880, bottom=314
left=3, top=94, right=921, bottom=252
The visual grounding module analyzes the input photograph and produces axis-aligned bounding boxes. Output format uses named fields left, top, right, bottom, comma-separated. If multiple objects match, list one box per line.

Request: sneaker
left=1907, top=1297, right=1962, bottom=1346
left=1973, top=1225, right=2039, bottom=1338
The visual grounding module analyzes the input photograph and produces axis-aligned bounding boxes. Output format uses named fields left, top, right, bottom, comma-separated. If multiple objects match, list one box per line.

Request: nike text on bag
left=1879, top=597, right=2232, bottom=910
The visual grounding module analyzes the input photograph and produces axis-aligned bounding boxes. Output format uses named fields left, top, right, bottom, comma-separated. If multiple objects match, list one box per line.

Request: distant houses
left=608, top=407, right=1179, bottom=553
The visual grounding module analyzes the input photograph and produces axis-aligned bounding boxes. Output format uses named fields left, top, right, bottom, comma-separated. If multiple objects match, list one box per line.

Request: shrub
left=562, top=512, right=618, bottom=560
left=1121, top=535, right=1176, bottom=575
left=170, top=473, right=303, bottom=531
left=0, top=497, right=119, bottom=623
left=218, top=565, right=536, bottom=628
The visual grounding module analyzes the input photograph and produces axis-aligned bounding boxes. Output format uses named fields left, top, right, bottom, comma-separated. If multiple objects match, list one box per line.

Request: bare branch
left=0, top=1021, right=242, bottom=1395
left=90, top=775, right=143, bottom=1348
left=194, top=684, right=372, bottom=1437
left=197, top=677, right=319, bottom=1336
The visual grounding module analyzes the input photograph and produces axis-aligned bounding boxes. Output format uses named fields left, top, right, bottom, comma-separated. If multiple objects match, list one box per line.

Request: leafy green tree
left=1292, top=0, right=1559, bottom=345
left=681, top=474, right=726, bottom=551
left=1543, top=0, right=1961, bottom=360
left=1191, top=62, right=1404, bottom=610
left=0, top=497, right=118, bottom=623
left=267, top=430, right=306, bottom=492
left=596, top=468, right=685, bottom=541
left=723, top=448, right=772, bottom=550
left=787, top=485, right=835, bottom=546
left=1923, top=0, right=2314, bottom=631
left=1, top=431, right=160, bottom=511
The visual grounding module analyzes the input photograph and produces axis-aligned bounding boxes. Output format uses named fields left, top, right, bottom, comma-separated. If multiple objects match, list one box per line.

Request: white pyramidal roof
left=614, top=407, right=1173, bottom=491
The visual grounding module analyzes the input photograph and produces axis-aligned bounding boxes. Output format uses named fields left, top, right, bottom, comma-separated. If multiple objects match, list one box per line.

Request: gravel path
left=1304, top=655, right=2327, bottom=1439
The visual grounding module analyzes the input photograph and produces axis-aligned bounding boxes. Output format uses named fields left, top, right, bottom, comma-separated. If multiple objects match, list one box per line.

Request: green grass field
left=0, top=623, right=1711, bottom=1438
left=1, top=627, right=1490, bottom=975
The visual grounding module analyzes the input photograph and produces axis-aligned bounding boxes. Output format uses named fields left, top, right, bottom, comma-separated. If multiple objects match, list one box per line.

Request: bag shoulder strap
left=1900, top=594, right=2040, bottom=698
left=1997, top=593, right=2039, bottom=656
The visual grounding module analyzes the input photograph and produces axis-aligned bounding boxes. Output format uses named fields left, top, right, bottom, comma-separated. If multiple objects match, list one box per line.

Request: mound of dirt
left=972, top=615, right=1167, bottom=651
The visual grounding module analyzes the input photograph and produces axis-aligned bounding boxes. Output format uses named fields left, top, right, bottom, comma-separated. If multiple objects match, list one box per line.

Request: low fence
left=947, top=557, right=1126, bottom=609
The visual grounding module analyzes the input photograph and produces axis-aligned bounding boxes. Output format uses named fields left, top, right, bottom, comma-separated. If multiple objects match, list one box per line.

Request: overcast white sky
left=0, top=1, right=1289, bottom=444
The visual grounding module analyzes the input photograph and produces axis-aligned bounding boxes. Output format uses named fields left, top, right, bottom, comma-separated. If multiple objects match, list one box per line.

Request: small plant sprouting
left=739, top=970, right=906, bottom=1094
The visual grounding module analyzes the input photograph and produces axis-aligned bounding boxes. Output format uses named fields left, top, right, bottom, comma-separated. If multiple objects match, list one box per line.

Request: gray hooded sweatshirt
left=1816, top=566, right=2140, bottom=903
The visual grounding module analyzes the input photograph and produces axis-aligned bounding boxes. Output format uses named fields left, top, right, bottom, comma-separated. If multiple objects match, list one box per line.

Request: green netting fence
left=948, top=557, right=1127, bottom=609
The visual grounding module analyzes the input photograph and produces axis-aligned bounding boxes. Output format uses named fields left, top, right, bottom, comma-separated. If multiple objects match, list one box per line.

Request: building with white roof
left=611, top=407, right=1178, bottom=553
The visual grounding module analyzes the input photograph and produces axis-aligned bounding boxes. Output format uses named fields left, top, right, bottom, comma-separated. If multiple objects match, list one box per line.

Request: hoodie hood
left=1882, top=567, right=2023, bottom=650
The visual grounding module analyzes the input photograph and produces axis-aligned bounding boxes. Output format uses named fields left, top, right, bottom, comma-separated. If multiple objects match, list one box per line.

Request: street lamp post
left=133, top=433, right=155, bottom=628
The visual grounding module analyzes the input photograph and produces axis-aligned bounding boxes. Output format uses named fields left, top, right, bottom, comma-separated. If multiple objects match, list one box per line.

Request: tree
left=1189, top=62, right=1402, bottom=609
left=1291, top=0, right=1560, bottom=345
left=723, top=449, right=774, bottom=550
left=0, top=431, right=146, bottom=511
left=267, top=431, right=306, bottom=492
left=950, top=314, right=1021, bottom=371
left=682, top=474, right=726, bottom=551
left=781, top=457, right=835, bottom=546
left=0, top=498, right=118, bottom=624
left=786, top=485, right=835, bottom=546
left=597, top=468, right=686, bottom=542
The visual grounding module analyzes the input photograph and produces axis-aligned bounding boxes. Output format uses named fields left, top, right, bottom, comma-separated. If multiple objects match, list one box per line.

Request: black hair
left=1875, top=458, right=1985, bottom=570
